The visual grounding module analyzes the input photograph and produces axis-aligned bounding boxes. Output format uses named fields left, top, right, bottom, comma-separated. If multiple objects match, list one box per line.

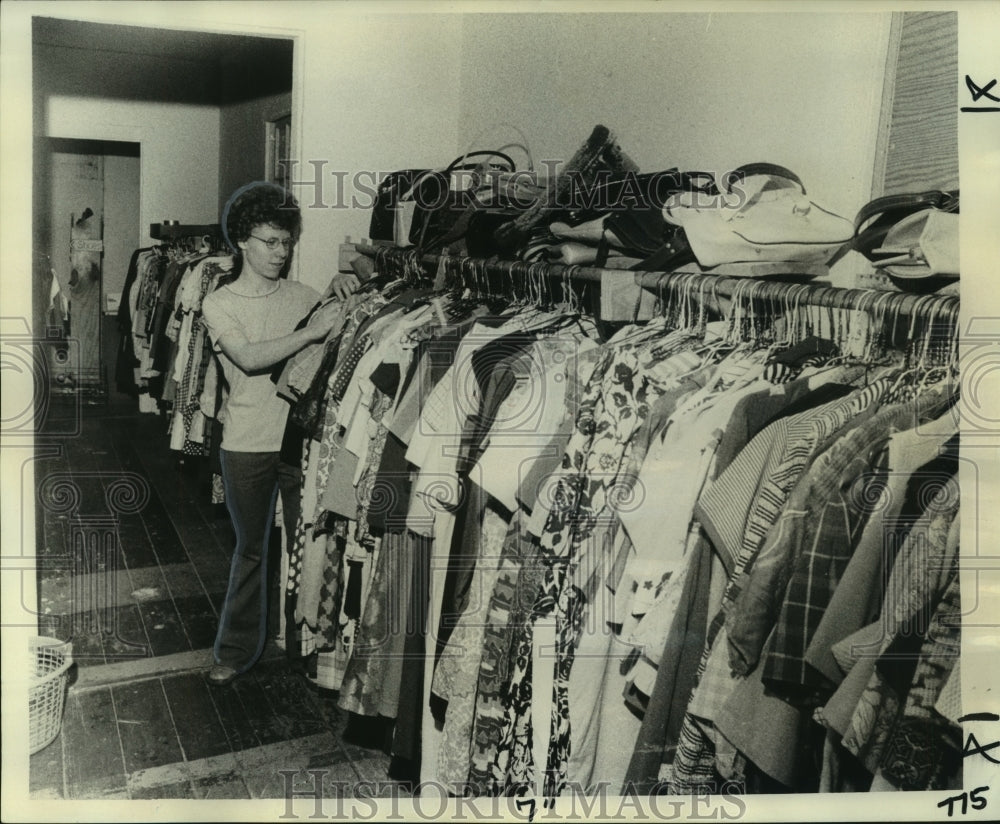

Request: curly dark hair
left=224, top=183, right=302, bottom=246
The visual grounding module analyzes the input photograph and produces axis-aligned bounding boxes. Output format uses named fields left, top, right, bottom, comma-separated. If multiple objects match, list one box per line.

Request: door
left=33, top=138, right=140, bottom=398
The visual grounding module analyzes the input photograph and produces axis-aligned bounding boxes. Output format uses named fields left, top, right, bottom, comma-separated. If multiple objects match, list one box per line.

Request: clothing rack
left=149, top=222, right=221, bottom=241
left=119, top=229, right=234, bottom=416
left=149, top=223, right=229, bottom=257
left=354, top=241, right=960, bottom=334
left=310, top=240, right=963, bottom=799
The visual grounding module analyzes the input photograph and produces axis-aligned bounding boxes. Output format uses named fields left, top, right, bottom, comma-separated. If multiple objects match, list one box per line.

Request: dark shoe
left=206, top=664, right=238, bottom=687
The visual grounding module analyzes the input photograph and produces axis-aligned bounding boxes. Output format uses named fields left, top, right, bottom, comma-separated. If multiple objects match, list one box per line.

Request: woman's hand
left=329, top=272, right=361, bottom=301
left=305, top=301, right=345, bottom=342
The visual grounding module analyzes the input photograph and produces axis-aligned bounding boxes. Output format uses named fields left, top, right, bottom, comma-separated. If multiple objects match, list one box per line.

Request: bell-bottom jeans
left=214, top=449, right=299, bottom=673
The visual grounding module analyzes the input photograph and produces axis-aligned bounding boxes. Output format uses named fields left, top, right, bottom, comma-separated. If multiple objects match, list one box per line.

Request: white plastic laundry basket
left=29, top=637, right=73, bottom=755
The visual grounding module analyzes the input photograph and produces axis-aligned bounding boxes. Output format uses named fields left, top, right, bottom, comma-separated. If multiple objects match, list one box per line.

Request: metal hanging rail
left=354, top=242, right=960, bottom=330
left=149, top=223, right=221, bottom=241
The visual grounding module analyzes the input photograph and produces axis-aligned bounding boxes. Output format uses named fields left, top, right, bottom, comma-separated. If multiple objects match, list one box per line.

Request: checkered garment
left=669, top=377, right=896, bottom=793
left=761, top=386, right=958, bottom=695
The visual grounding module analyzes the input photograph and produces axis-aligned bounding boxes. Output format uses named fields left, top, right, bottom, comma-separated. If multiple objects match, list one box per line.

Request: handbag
left=368, top=150, right=521, bottom=248
left=368, top=169, right=425, bottom=243
left=560, top=169, right=717, bottom=225
left=503, top=170, right=717, bottom=270
left=602, top=171, right=718, bottom=261
left=852, top=190, right=959, bottom=290
left=661, top=164, right=854, bottom=270
left=493, top=124, right=639, bottom=255
left=431, top=150, right=548, bottom=256
left=403, top=149, right=518, bottom=250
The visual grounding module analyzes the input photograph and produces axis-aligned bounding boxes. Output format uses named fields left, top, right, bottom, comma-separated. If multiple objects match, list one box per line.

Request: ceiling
left=33, top=16, right=293, bottom=106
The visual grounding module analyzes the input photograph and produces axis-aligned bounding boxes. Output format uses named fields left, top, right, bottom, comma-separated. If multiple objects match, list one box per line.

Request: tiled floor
left=29, top=385, right=399, bottom=800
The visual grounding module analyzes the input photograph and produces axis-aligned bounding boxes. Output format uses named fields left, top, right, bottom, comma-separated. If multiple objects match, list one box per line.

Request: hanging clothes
left=272, top=249, right=962, bottom=801
left=118, top=238, right=234, bottom=421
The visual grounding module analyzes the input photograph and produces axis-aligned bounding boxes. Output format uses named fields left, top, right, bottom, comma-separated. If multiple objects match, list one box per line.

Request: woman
left=201, top=183, right=351, bottom=686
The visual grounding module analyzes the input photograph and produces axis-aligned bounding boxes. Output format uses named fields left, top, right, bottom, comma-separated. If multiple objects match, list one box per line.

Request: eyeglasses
left=249, top=234, right=295, bottom=251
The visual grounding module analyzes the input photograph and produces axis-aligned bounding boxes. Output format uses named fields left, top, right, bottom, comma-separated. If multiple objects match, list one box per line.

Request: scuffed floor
left=28, top=386, right=398, bottom=800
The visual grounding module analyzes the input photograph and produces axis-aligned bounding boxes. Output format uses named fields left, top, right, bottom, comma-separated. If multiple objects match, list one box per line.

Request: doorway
left=32, top=16, right=294, bottom=404
left=33, top=137, right=140, bottom=400
left=27, top=17, right=300, bottom=797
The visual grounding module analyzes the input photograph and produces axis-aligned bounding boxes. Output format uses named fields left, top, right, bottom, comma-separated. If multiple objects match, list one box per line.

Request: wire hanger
left=884, top=292, right=936, bottom=399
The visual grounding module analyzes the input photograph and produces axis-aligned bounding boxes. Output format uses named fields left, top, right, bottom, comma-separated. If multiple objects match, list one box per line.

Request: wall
left=0, top=1, right=464, bottom=650
left=33, top=37, right=222, bottom=248
left=20, top=9, right=894, bottom=293
left=103, top=151, right=140, bottom=302
left=2, top=4, right=956, bottom=303
left=44, top=95, right=220, bottom=248
left=5, top=7, right=999, bottom=806
left=455, top=12, right=892, bottom=285
left=5, top=3, right=464, bottom=305
left=33, top=20, right=292, bottom=254
left=457, top=12, right=889, bottom=217
left=290, top=10, right=464, bottom=292
left=218, top=89, right=292, bottom=215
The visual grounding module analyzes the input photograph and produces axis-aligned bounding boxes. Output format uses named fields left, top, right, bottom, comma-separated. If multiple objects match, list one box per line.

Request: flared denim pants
left=214, top=449, right=298, bottom=672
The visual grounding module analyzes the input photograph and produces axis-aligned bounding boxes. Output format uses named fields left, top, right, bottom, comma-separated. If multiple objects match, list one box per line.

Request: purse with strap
left=661, top=163, right=855, bottom=271
left=852, top=190, right=959, bottom=291
left=369, top=169, right=425, bottom=244
left=492, top=124, right=639, bottom=255
left=368, top=149, right=521, bottom=249
left=403, top=149, right=519, bottom=250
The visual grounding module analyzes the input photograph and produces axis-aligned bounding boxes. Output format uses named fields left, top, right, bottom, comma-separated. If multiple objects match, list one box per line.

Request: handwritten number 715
left=937, top=786, right=989, bottom=817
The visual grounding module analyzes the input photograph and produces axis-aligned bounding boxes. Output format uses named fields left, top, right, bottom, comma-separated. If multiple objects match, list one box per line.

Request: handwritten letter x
left=966, top=75, right=1000, bottom=103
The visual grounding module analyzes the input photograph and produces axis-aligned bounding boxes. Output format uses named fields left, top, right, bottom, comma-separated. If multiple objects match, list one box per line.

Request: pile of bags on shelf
left=369, top=124, right=959, bottom=291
